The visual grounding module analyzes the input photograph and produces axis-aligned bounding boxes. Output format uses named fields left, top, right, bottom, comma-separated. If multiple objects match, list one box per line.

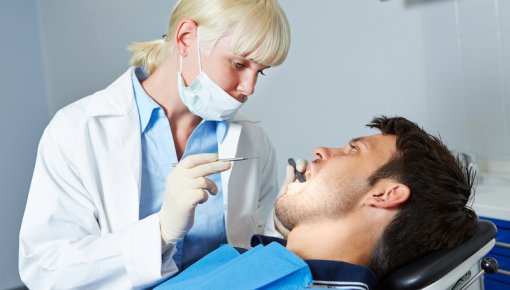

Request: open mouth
left=294, top=164, right=312, bottom=184
left=303, top=160, right=314, bottom=182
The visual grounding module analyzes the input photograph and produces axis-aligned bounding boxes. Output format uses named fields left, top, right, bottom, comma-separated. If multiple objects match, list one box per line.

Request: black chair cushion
left=376, top=220, right=497, bottom=290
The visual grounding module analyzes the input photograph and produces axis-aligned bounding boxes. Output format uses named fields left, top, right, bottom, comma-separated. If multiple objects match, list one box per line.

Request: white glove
left=277, top=158, right=308, bottom=197
left=274, top=158, right=308, bottom=238
left=159, top=153, right=231, bottom=246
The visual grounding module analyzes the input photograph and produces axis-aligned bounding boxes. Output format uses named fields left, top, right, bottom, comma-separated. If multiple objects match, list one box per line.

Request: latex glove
left=277, top=158, right=308, bottom=196
left=274, top=158, right=308, bottom=238
left=160, top=153, right=231, bottom=246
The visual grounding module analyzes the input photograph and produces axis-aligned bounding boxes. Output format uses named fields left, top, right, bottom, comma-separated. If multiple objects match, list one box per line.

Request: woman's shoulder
left=230, top=111, right=259, bottom=124
left=232, top=112, right=265, bottom=134
left=45, top=69, right=135, bottom=138
left=231, top=112, right=275, bottom=151
left=51, top=69, right=135, bottom=123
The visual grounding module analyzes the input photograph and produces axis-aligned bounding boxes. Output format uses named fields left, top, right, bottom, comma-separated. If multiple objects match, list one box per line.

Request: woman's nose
left=238, top=73, right=257, bottom=97
left=314, top=147, right=331, bottom=160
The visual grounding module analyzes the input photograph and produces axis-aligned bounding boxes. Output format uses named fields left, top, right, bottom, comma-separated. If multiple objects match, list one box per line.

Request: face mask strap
left=179, top=29, right=203, bottom=74
left=196, top=29, right=203, bottom=73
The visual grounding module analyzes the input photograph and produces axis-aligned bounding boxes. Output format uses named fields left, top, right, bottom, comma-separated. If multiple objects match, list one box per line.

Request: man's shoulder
left=156, top=242, right=311, bottom=289
left=248, top=235, right=378, bottom=289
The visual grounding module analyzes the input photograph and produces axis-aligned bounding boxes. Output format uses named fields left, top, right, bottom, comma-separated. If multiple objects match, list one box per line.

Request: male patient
left=156, top=116, right=479, bottom=289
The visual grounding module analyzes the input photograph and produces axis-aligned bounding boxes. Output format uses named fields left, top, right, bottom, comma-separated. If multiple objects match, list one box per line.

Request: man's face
left=275, top=134, right=397, bottom=230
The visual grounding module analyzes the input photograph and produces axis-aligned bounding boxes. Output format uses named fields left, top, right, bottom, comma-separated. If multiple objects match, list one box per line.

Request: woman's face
left=184, top=36, right=270, bottom=103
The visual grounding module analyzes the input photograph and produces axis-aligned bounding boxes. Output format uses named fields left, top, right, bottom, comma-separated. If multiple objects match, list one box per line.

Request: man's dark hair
left=366, top=116, right=478, bottom=278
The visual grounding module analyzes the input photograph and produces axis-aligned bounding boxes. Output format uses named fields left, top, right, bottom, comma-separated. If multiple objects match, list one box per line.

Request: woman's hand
left=159, top=153, right=231, bottom=246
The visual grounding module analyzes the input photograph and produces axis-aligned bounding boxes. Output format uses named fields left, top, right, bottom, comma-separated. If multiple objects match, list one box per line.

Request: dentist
left=19, top=0, right=291, bottom=289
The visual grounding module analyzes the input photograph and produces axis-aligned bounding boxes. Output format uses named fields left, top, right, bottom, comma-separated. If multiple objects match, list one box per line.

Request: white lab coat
left=19, top=68, right=279, bottom=289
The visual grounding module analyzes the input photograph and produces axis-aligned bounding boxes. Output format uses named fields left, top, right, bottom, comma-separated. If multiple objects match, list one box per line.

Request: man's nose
left=314, top=147, right=331, bottom=160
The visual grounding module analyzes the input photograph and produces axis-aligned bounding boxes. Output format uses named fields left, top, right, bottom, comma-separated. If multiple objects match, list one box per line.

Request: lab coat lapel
left=90, top=68, right=142, bottom=230
left=106, top=110, right=141, bottom=228
left=219, top=122, right=242, bottom=209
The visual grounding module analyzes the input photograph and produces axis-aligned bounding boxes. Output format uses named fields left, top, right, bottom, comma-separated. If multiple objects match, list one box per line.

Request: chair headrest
left=376, top=219, right=497, bottom=290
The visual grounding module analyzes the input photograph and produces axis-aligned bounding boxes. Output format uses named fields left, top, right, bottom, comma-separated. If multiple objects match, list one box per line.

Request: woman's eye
left=258, top=70, right=266, bottom=76
left=233, top=61, right=245, bottom=70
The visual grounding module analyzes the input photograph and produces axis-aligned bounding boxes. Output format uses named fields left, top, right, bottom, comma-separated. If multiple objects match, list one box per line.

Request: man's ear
left=175, top=19, right=198, bottom=57
left=365, top=181, right=410, bottom=209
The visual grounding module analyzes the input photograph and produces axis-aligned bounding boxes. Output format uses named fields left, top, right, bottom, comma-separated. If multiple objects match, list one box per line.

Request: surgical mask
left=177, top=36, right=243, bottom=121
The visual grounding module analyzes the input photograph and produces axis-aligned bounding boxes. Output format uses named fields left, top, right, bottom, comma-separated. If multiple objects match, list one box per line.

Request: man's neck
left=285, top=215, right=381, bottom=266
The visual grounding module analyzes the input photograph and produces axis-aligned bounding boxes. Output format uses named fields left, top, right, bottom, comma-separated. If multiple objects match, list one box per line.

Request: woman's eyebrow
left=242, top=56, right=271, bottom=68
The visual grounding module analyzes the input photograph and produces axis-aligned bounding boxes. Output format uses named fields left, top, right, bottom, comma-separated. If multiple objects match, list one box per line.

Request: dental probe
left=171, top=156, right=261, bottom=167
left=288, top=158, right=305, bottom=183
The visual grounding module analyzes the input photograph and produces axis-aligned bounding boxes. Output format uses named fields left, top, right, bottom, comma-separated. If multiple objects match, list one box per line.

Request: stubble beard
left=274, top=176, right=369, bottom=232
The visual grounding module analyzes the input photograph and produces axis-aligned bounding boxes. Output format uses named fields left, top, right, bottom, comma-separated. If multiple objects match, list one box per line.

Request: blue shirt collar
left=132, top=67, right=160, bottom=134
left=250, top=235, right=378, bottom=289
left=131, top=67, right=229, bottom=141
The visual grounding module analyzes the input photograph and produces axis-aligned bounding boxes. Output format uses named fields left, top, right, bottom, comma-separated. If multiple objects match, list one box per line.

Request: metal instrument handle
left=496, top=241, right=510, bottom=249
left=497, top=269, right=510, bottom=277
left=494, top=242, right=510, bottom=275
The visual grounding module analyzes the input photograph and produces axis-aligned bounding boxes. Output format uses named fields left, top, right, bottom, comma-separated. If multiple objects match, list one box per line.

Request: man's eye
left=349, top=144, right=358, bottom=153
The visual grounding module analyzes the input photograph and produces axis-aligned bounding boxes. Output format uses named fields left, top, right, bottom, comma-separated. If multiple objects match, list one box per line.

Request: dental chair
left=376, top=219, right=498, bottom=290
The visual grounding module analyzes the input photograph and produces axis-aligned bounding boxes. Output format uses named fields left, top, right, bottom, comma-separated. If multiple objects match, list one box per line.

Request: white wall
left=245, top=0, right=429, bottom=176
left=421, top=0, right=510, bottom=158
left=0, top=1, right=49, bottom=289
left=37, top=0, right=430, bottom=181
left=36, top=0, right=173, bottom=113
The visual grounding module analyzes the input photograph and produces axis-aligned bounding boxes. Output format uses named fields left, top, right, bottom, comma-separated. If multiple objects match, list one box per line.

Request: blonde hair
left=128, top=0, right=291, bottom=75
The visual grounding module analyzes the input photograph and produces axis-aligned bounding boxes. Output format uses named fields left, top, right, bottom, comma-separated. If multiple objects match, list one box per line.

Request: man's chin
left=273, top=211, right=291, bottom=239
